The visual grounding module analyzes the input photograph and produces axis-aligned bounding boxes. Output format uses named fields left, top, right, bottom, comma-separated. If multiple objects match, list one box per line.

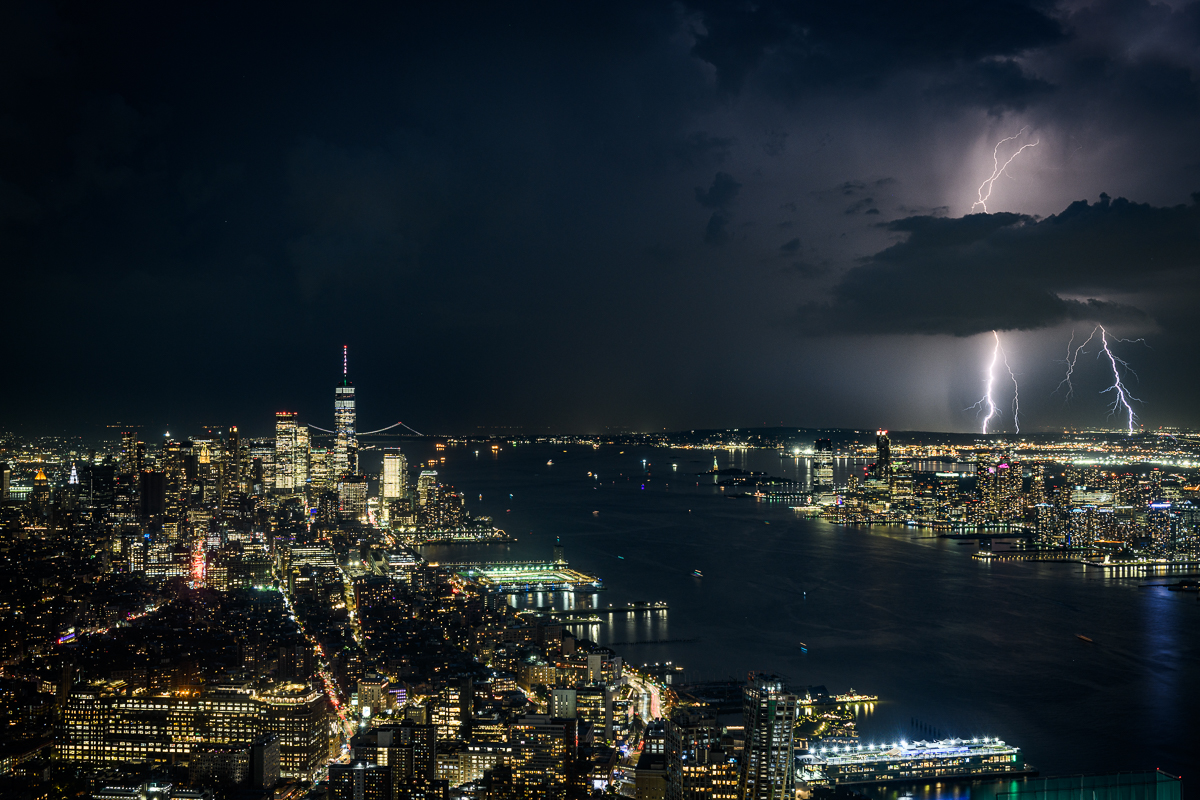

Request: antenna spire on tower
left=343, top=345, right=348, bottom=377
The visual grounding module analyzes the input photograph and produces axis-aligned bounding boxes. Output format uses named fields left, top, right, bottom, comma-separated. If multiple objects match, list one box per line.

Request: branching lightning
left=1001, top=342, right=1020, bottom=433
left=967, top=331, right=1020, bottom=434
left=1054, top=327, right=1098, bottom=402
left=1055, top=325, right=1145, bottom=434
left=1097, top=325, right=1143, bottom=434
left=972, top=127, right=1039, bottom=213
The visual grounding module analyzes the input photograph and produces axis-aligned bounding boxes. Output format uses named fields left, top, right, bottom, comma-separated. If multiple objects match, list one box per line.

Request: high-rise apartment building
left=220, top=426, right=244, bottom=505
left=309, top=447, right=331, bottom=491
left=813, top=439, right=834, bottom=494
left=329, top=760, right=391, bottom=800
left=889, top=465, right=914, bottom=504
left=979, top=454, right=1023, bottom=520
left=508, top=714, right=575, bottom=797
left=874, top=429, right=892, bottom=477
left=738, top=673, right=797, bottom=800
left=350, top=722, right=437, bottom=785
left=257, top=683, right=331, bottom=781
left=333, top=346, right=357, bottom=479
left=338, top=476, right=368, bottom=522
left=358, top=673, right=390, bottom=716
left=432, top=680, right=471, bottom=742
left=417, top=471, right=438, bottom=506
left=275, top=412, right=309, bottom=493
left=120, top=431, right=142, bottom=479
left=383, top=451, right=408, bottom=500
left=665, top=718, right=737, bottom=798
left=161, top=439, right=193, bottom=522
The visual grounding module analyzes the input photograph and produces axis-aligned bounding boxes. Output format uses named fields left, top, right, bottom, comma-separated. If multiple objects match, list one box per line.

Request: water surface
left=405, top=442, right=1198, bottom=778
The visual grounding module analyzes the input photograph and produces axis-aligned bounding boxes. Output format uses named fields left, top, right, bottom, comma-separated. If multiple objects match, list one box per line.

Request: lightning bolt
left=1056, top=325, right=1145, bottom=433
left=1054, top=327, right=1098, bottom=402
left=1001, top=341, right=1020, bottom=434
left=1097, top=325, right=1143, bottom=434
left=972, top=127, right=1040, bottom=213
left=967, top=331, right=1002, bottom=434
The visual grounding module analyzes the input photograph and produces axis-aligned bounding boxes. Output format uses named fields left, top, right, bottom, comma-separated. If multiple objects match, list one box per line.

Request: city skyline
left=1, top=4, right=1199, bottom=794
left=0, top=341, right=1184, bottom=441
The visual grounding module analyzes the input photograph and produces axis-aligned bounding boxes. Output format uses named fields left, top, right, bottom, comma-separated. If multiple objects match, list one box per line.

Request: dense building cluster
left=3, top=362, right=837, bottom=800
left=3, top=389, right=1194, bottom=799
left=793, top=432, right=1200, bottom=558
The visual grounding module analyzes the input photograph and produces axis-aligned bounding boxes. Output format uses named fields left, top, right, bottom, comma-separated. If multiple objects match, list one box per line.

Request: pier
left=448, top=559, right=603, bottom=594
left=546, top=601, right=668, bottom=617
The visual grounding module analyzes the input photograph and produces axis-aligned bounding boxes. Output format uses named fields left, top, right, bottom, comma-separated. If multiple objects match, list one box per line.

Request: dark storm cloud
left=844, top=198, right=880, bottom=215
left=3, top=0, right=1200, bottom=433
left=704, top=212, right=731, bottom=245
left=687, top=0, right=1064, bottom=96
left=928, top=59, right=1055, bottom=115
left=799, top=194, right=1200, bottom=337
left=695, top=171, right=742, bottom=209
left=672, top=132, right=735, bottom=168
left=697, top=171, right=741, bottom=245
left=789, top=261, right=830, bottom=278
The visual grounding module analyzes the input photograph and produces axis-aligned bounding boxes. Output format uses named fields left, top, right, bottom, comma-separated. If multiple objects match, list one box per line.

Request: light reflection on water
left=413, top=441, right=1200, bottom=780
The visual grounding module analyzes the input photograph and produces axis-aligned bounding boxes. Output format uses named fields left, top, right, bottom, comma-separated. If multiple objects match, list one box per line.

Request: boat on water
left=1166, top=580, right=1200, bottom=592
left=547, top=460, right=554, bottom=465
left=1076, top=634, right=1094, bottom=643
left=692, top=569, right=703, bottom=577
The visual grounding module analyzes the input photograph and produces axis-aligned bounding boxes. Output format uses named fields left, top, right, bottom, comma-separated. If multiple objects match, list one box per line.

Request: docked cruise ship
left=798, top=737, right=1033, bottom=785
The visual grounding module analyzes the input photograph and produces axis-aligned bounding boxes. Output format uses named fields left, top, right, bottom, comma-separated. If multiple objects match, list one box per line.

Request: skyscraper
left=275, top=412, right=309, bottom=493
left=738, top=673, right=797, bottom=800
left=31, top=468, right=51, bottom=519
left=308, top=447, right=331, bottom=491
left=382, top=451, right=407, bottom=500
left=813, top=439, right=834, bottom=494
left=333, top=346, right=357, bottom=478
left=874, top=429, right=892, bottom=477
left=417, top=470, right=437, bottom=506
left=221, top=426, right=243, bottom=506
left=162, top=438, right=193, bottom=522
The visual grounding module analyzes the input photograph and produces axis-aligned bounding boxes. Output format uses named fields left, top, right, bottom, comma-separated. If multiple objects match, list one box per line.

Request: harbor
left=437, top=541, right=604, bottom=593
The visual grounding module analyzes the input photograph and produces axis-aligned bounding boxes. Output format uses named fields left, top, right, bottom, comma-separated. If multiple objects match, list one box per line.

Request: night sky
left=4, top=1, right=1200, bottom=437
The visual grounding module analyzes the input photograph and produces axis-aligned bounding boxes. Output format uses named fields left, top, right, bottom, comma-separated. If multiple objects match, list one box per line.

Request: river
left=397, top=440, right=1198, bottom=779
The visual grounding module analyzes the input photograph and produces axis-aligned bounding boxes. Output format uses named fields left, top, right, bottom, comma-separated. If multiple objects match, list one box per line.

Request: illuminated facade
left=813, top=439, right=834, bottom=494
left=333, top=346, right=357, bottom=479
left=978, top=454, right=1023, bottom=520
left=338, top=476, right=368, bottom=522
left=665, top=708, right=737, bottom=799
left=738, top=674, right=797, bottom=800
left=58, top=682, right=261, bottom=765
left=508, top=714, right=575, bottom=795
left=417, top=470, right=437, bottom=506
left=801, top=737, right=1029, bottom=784
left=382, top=451, right=407, bottom=500
left=274, top=412, right=308, bottom=493
left=432, top=682, right=469, bottom=741
left=308, top=447, right=331, bottom=491
left=257, top=683, right=331, bottom=781
left=875, top=430, right=892, bottom=476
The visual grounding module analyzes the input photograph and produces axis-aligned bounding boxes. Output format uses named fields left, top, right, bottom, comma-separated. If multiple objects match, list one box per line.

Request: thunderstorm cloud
left=798, top=194, right=1200, bottom=337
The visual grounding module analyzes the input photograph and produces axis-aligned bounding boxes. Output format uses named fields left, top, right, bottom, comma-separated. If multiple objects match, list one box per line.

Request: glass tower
left=333, top=346, right=357, bottom=478
left=738, top=673, right=797, bottom=800
left=382, top=451, right=407, bottom=500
